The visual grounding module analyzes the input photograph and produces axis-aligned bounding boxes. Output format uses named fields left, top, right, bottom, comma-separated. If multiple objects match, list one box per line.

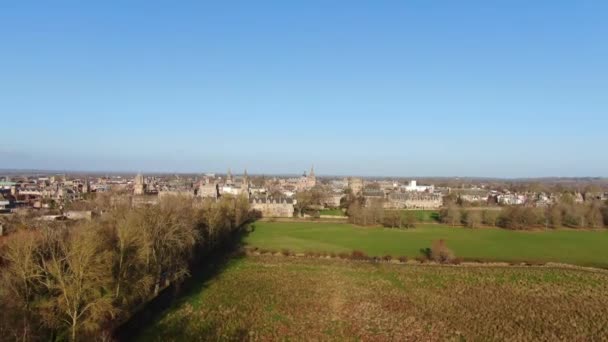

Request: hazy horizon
left=2, top=1, right=607, bottom=177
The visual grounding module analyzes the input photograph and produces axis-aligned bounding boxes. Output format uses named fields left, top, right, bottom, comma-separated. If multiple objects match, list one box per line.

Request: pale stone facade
left=348, top=177, right=364, bottom=195
left=198, top=182, right=219, bottom=199
left=250, top=197, right=295, bottom=217
left=158, top=190, right=195, bottom=200
left=134, top=173, right=146, bottom=195
left=296, top=165, right=316, bottom=191
left=385, top=192, right=443, bottom=209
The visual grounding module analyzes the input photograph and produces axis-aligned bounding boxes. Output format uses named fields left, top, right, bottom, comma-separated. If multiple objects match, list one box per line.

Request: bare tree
left=464, top=211, right=481, bottom=228
left=1, top=230, right=43, bottom=340
left=38, top=225, right=115, bottom=341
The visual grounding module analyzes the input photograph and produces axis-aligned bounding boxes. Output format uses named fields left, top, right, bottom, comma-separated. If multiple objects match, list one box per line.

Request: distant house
left=386, top=192, right=443, bottom=209
left=0, top=194, right=11, bottom=213
left=402, top=180, right=434, bottom=193
left=452, top=189, right=490, bottom=204
left=250, top=197, right=295, bottom=218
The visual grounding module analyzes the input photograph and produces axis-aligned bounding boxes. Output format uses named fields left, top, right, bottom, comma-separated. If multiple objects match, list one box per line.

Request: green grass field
left=137, top=256, right=608, bottom=341
left=245, top=221, right=608, bottom=267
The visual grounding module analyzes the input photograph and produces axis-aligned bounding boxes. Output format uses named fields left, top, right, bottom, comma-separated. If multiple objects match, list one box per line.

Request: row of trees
left=347, top=200, right=416, bottom=228
left=0, top=195, right=251, bottom=341
left=440, top=200, right=608, bottom=230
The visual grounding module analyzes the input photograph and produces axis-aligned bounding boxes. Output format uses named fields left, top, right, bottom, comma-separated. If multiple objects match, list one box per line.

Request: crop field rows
left=137, top=256, right=608, bottom=341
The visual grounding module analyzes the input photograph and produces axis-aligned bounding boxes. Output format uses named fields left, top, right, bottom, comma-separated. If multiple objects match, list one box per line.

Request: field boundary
left=241, top=249, right=608, bottom=274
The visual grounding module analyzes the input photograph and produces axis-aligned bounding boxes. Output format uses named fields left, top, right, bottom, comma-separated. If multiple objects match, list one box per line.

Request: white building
left=403, top=180, right=434, bottom=193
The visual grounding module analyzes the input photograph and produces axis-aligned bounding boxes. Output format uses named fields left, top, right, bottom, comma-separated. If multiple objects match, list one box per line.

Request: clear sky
left=1, top=1, right=607, bottom=177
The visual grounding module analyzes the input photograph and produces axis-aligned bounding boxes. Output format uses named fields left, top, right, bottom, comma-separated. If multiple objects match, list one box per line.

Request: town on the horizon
left=2, top=165, right=607, bottom=222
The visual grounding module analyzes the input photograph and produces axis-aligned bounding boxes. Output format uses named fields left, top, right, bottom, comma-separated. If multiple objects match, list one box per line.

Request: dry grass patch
left=137, top=256, right=608, bottom=341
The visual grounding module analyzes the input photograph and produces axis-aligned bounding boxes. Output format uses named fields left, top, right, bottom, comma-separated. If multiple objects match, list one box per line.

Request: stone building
left=158, top=190, right=195, bottom=200
left=250, top=196, right=295, bottom=217
left=386, top=192, right=443, bottom=209
left=451, top=189, right=490, bottom=203
left=133, top=173, right=146, bottom=195
left=296, top=165, right=317, bottom=191
left=198, top=181, right=219, bottom=199
left=324, top=192, right=345, bottom=208
left=348, top=177, right=364, bottom=195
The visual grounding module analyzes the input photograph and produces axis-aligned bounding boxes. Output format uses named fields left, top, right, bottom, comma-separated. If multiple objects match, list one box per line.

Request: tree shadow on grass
left=113, top=228, right=250, bottom=341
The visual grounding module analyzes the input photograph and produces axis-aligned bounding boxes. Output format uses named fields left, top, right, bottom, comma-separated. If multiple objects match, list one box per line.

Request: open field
left=136, top=256, right=608, bottom=341
left=245, top=221, right=608, bottom=267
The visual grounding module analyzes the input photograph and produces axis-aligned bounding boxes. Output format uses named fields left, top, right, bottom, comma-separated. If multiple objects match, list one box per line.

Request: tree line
left=346, top=199, right=416, bottom=228
left=440, top=199, right=608, bottom=229
left=0, top=194, right=252, bottom=341
left=342, top=192, right=608, bottom=230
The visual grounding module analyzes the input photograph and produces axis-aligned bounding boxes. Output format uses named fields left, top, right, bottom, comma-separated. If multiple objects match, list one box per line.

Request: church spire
left=310, top=164, right=315, bottom=177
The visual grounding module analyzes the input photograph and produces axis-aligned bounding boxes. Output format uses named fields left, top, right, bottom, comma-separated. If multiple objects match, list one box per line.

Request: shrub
left=415, top=256, right=427, bottom=263
left=382, top=254, right=392, bottom=262
left=350, top=250, right=369, bottom=260
left=419, top=247, right=432, bottom=260
left=398, top=256, right=408, bottom=263
left=430, top=239, right=455, bottom=263
left=281, top=249, right=292, bottom=256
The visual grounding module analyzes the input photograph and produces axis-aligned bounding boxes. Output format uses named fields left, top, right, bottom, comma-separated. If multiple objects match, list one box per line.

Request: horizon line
left=0, top=168, right=606, bottom=181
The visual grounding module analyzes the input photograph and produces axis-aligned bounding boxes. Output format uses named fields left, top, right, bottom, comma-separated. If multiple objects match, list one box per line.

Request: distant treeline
left=440, top=197, right=608, bottom=229
left=0, top=195, right=251, bottom=341
left=343, top=195, right=608, bottom=230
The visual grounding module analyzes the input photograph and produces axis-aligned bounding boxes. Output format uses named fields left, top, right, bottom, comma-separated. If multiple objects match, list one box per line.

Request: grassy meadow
left=245, top=221, right=608, bottom=267
left=137, top=256, right=608, bottom=341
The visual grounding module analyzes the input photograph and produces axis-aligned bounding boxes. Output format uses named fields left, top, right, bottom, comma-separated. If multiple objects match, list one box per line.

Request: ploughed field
left=245, top=221, right=608, bottom=267
left=137, top=256, right=608, bottom=341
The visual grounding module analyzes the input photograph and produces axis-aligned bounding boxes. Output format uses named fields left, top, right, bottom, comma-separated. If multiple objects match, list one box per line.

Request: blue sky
left=1, top=1, right=607, bottom=177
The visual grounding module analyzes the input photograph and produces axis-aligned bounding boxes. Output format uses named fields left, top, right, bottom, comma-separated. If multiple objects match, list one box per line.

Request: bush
left=415, top=256, right=427, bottom=263
left=382, top=254, right=392, bottom=262
left=281, top=249, right=292, bottom=256
left=398, top=256, right=408, bottom=263
left=350, top=250, right=369, bottom=260
left=430, top=239, right=455, bottom=263
left=419, top=247, right=432, bottom=260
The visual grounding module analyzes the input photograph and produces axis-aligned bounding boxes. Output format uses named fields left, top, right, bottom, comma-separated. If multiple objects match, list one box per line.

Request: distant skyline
left=1, top=1, right=607, bottom=178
